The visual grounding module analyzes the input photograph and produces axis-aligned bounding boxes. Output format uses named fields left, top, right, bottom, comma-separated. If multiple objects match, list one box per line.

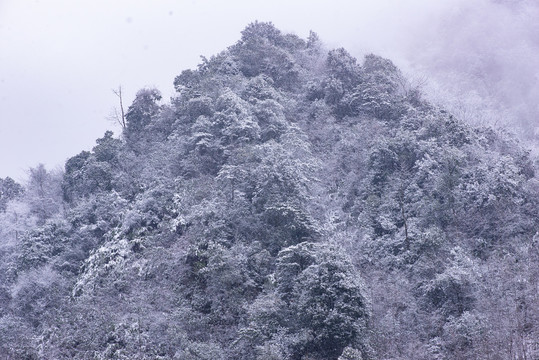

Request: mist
left=398, top=0, right=539, bottom=141
left=1, top=0, right=537, bottom=180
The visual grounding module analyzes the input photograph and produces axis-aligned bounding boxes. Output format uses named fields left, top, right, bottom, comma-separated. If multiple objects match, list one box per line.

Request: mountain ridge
left=0, top=21, right=538, bottom=359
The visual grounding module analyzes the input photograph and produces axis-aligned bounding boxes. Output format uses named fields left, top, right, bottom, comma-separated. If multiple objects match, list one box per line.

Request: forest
left=0, top=22, right=538, bottom=359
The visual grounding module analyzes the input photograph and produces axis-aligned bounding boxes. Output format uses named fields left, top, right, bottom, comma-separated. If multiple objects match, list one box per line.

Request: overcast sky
left=1, top=0, right=537, bottom=181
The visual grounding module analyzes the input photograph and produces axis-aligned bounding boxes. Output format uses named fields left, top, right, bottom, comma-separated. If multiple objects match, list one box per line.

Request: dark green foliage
left=125, top=88, right=162, bottom=143
left=186, top=96, right=214, bottom=120
left=277, top=243, right=369, bottom=356
left=326, top=48, right=362, bottom=90
left=231, top=21, right=304, bottom=89
left=18, top=220, right=70, bottom=270
left=0, top=177, right=23, bottom=211
left=239, top=242, right=369, bottom=360
left=63, top=131, right=122, bottom=201
left=174, top=69, right=202, bottom=93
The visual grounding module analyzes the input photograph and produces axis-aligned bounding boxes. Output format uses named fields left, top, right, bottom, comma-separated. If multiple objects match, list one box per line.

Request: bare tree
left=109, top=86, right=126, bottom=129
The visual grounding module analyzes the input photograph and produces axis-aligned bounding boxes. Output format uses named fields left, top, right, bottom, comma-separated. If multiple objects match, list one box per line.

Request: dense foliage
left=1, top=22, right=538, bottom=359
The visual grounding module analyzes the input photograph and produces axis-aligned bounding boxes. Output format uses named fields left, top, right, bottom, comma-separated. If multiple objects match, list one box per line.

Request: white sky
left=0, top=0, right=535, bottom=181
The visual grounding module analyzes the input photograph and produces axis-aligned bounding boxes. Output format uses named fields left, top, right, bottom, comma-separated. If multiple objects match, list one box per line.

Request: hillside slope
left=1, top=22, right=538, bottom=360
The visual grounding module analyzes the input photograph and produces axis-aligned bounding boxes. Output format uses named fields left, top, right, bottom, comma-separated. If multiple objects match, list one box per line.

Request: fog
left=403, top=0, right=539, bottom=140
left=1, top=0, right=537, bottom=180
